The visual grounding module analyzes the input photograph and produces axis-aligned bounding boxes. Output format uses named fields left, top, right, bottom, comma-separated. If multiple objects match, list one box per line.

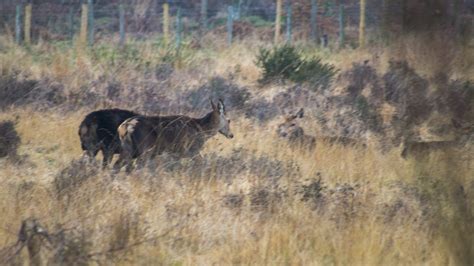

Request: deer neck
left=197, top=111, right=219, bottom=138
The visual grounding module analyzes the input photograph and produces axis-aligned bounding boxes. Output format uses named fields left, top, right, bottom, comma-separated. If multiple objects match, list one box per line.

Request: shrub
left=242, top=16, right=273, bottom=28
left=383, top=60, right=432, bottom=126
left=0, top=120, right=21, bottom=158
left=0, top=72, right=65, bottom=111
left=185, top=76, right=250, bottom=112
left=297, top=176, right=326, bottom=205
left=244, top=98, right=280, bottom=123
left=256, top=45, right=338, bottom=89
left=54, top=159, right=99, bottom=198
left=256, top=45, right=302, bottom=83
left=0, top=72, right=37, bottom=110
left=291, top=57, right=338, bottom=90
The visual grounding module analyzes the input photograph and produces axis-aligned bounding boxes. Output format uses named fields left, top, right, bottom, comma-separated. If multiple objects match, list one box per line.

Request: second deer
left=113, top=99, right=233, bottom=172
left=277, top=108, right=363, bottom=151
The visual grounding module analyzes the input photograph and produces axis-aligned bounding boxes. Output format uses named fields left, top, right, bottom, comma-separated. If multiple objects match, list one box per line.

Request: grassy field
left=0, top=34, right=473, bottom=265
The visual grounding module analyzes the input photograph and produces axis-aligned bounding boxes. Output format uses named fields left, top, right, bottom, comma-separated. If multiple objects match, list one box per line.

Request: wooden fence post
left=200, top=0, right=208, bottom=30
left=24, top=3, right=32, bottom=45
left=175, top=7, right=182, bottom=68
left=15, top=4, right=21, bottom=44
left=359, top=0, right=366, bottom=47
left=274, top=0, right=282, bottom=44
left=286, top=2, right=292, bottom=43
left=227, top=6, right=234, bottom=45
left=79, top=2, right=88, bottom=47
left=119, top=3, right=125, bottom=47
left=163, top=2, right=169, bottom=45
left=88, top=0, right=94, bottom=46
left=310, top=0, right=318, bottom=42
left=338, top=4, right=345, bottom=48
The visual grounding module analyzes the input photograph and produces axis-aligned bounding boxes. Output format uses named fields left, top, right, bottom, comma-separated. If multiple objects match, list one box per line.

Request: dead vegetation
left=0, top=120, right=21, bottom=159
left=0, top=31, right=472, bottom=264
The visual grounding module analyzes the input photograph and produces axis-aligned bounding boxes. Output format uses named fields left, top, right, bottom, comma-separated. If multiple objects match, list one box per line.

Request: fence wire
left=0, top=0, right=472, bottom=46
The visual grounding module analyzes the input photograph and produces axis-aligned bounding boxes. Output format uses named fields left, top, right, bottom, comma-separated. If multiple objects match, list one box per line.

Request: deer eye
left=227, top=120, right=231, bottom=124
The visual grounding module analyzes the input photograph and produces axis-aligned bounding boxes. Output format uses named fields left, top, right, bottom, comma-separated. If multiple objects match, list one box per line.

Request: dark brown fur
left=78, top=109, right=138, bottom=167
left=114, top=100, right=233, bottom=172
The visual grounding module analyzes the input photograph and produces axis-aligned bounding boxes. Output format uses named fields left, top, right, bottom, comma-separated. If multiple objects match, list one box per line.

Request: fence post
left=176, top=7, right=182, bottom=50
left=381, top=0, right=389, bottom=44
left=338, top=4, right=345, bottom=48
left=15, top=4, right=21, bottom=45
left=324, top=0, right=334, bottom=17
left=286, top=2, right=292, bottom=44
left=175, top=7, right=182, bottom=69
left=88, top=0, right=94, bottom=46
left=310, top=0, right=318, bottom=42
left=359, top=0, right=366, bottom=47
left=24, top=3, right=32, bottom=45
left=200, top=0, right=208, bottom=30
left=274, top=0, right=282, bottom=44
left=235, top=0, right=242, bottom=20
left=68, top=5, right=74, bottom=41
left=163, top=2, right=170, bottom=45
left=79, top=2, right=88, bottom=48
left=119, top=3, right=125, bottom=47
left=227, top=6, right=234, bottom=45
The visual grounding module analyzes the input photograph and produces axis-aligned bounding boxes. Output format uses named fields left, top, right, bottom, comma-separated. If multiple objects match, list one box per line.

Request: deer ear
left=296, top=108, right=304, bottom=118
left=210, top=98, right=217, bottom=111
left=217, top=99, right=225, bottom=114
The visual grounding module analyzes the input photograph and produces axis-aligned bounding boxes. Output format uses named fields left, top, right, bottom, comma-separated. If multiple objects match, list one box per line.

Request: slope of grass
left=0, top=34, right=473, bottom=265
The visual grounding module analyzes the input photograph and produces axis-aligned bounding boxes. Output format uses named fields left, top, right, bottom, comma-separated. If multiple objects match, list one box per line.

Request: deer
left=78, top=109, right=139, bottom=168
left=113, top=99, right=233, bottom=172
left=276, top=108, right=316, bottom=151
left=400, top=119, right=473, bottom=159
left=277, top=108, right=364, bottom=151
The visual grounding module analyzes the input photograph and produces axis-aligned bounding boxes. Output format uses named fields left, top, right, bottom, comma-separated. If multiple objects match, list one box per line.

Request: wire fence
left=0, top=0, right=472, bottom=48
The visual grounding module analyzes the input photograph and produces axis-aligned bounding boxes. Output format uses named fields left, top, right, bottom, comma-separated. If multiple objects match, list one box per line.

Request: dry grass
left=0, top=35, right=473, bottom=265
left=0, top=109, right=472, bottom=265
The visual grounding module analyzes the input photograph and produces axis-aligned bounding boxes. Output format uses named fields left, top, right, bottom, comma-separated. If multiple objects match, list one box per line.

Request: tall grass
left=0, top=34, right=473, bottom=264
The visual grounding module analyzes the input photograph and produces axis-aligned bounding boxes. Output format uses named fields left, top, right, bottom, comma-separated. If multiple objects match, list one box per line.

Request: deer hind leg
left=139, top=147, right=161, bottom=172
left=102, top=149, right=114, bottom=169
left=113, top=149, right=131, bottom=173
left=135, top=152, right=150, bottom=171
left=82, top=148, right=99, bottom=164
left=125, top=159, right=135, bottom=173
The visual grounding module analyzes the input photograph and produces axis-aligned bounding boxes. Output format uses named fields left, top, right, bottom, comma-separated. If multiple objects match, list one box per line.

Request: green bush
left=291, top=57, right=338, bottom=89
left=256, top=45, right=302, bottom=82
left=256, top=45, right=338, bottom=90
left=242, top=16, right=273, bottom=28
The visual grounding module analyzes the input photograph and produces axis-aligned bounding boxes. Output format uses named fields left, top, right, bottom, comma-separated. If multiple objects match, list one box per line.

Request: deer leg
left=102, top=149, right=114, bottom=169
left=135, top=154, right=148, bottom=170
left=82, top=148, right=99, bottom=164
left=113, top=150, right=129, bottom=173
left=125, top=160, right=135, bottom=173
left=144, top=147, right=161, bottom=171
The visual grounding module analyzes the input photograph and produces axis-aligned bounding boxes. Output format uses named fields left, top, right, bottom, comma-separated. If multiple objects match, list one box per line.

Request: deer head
left=277, top=108, right=305, bottom=140
left=211, top=99, right=234, bottom=139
